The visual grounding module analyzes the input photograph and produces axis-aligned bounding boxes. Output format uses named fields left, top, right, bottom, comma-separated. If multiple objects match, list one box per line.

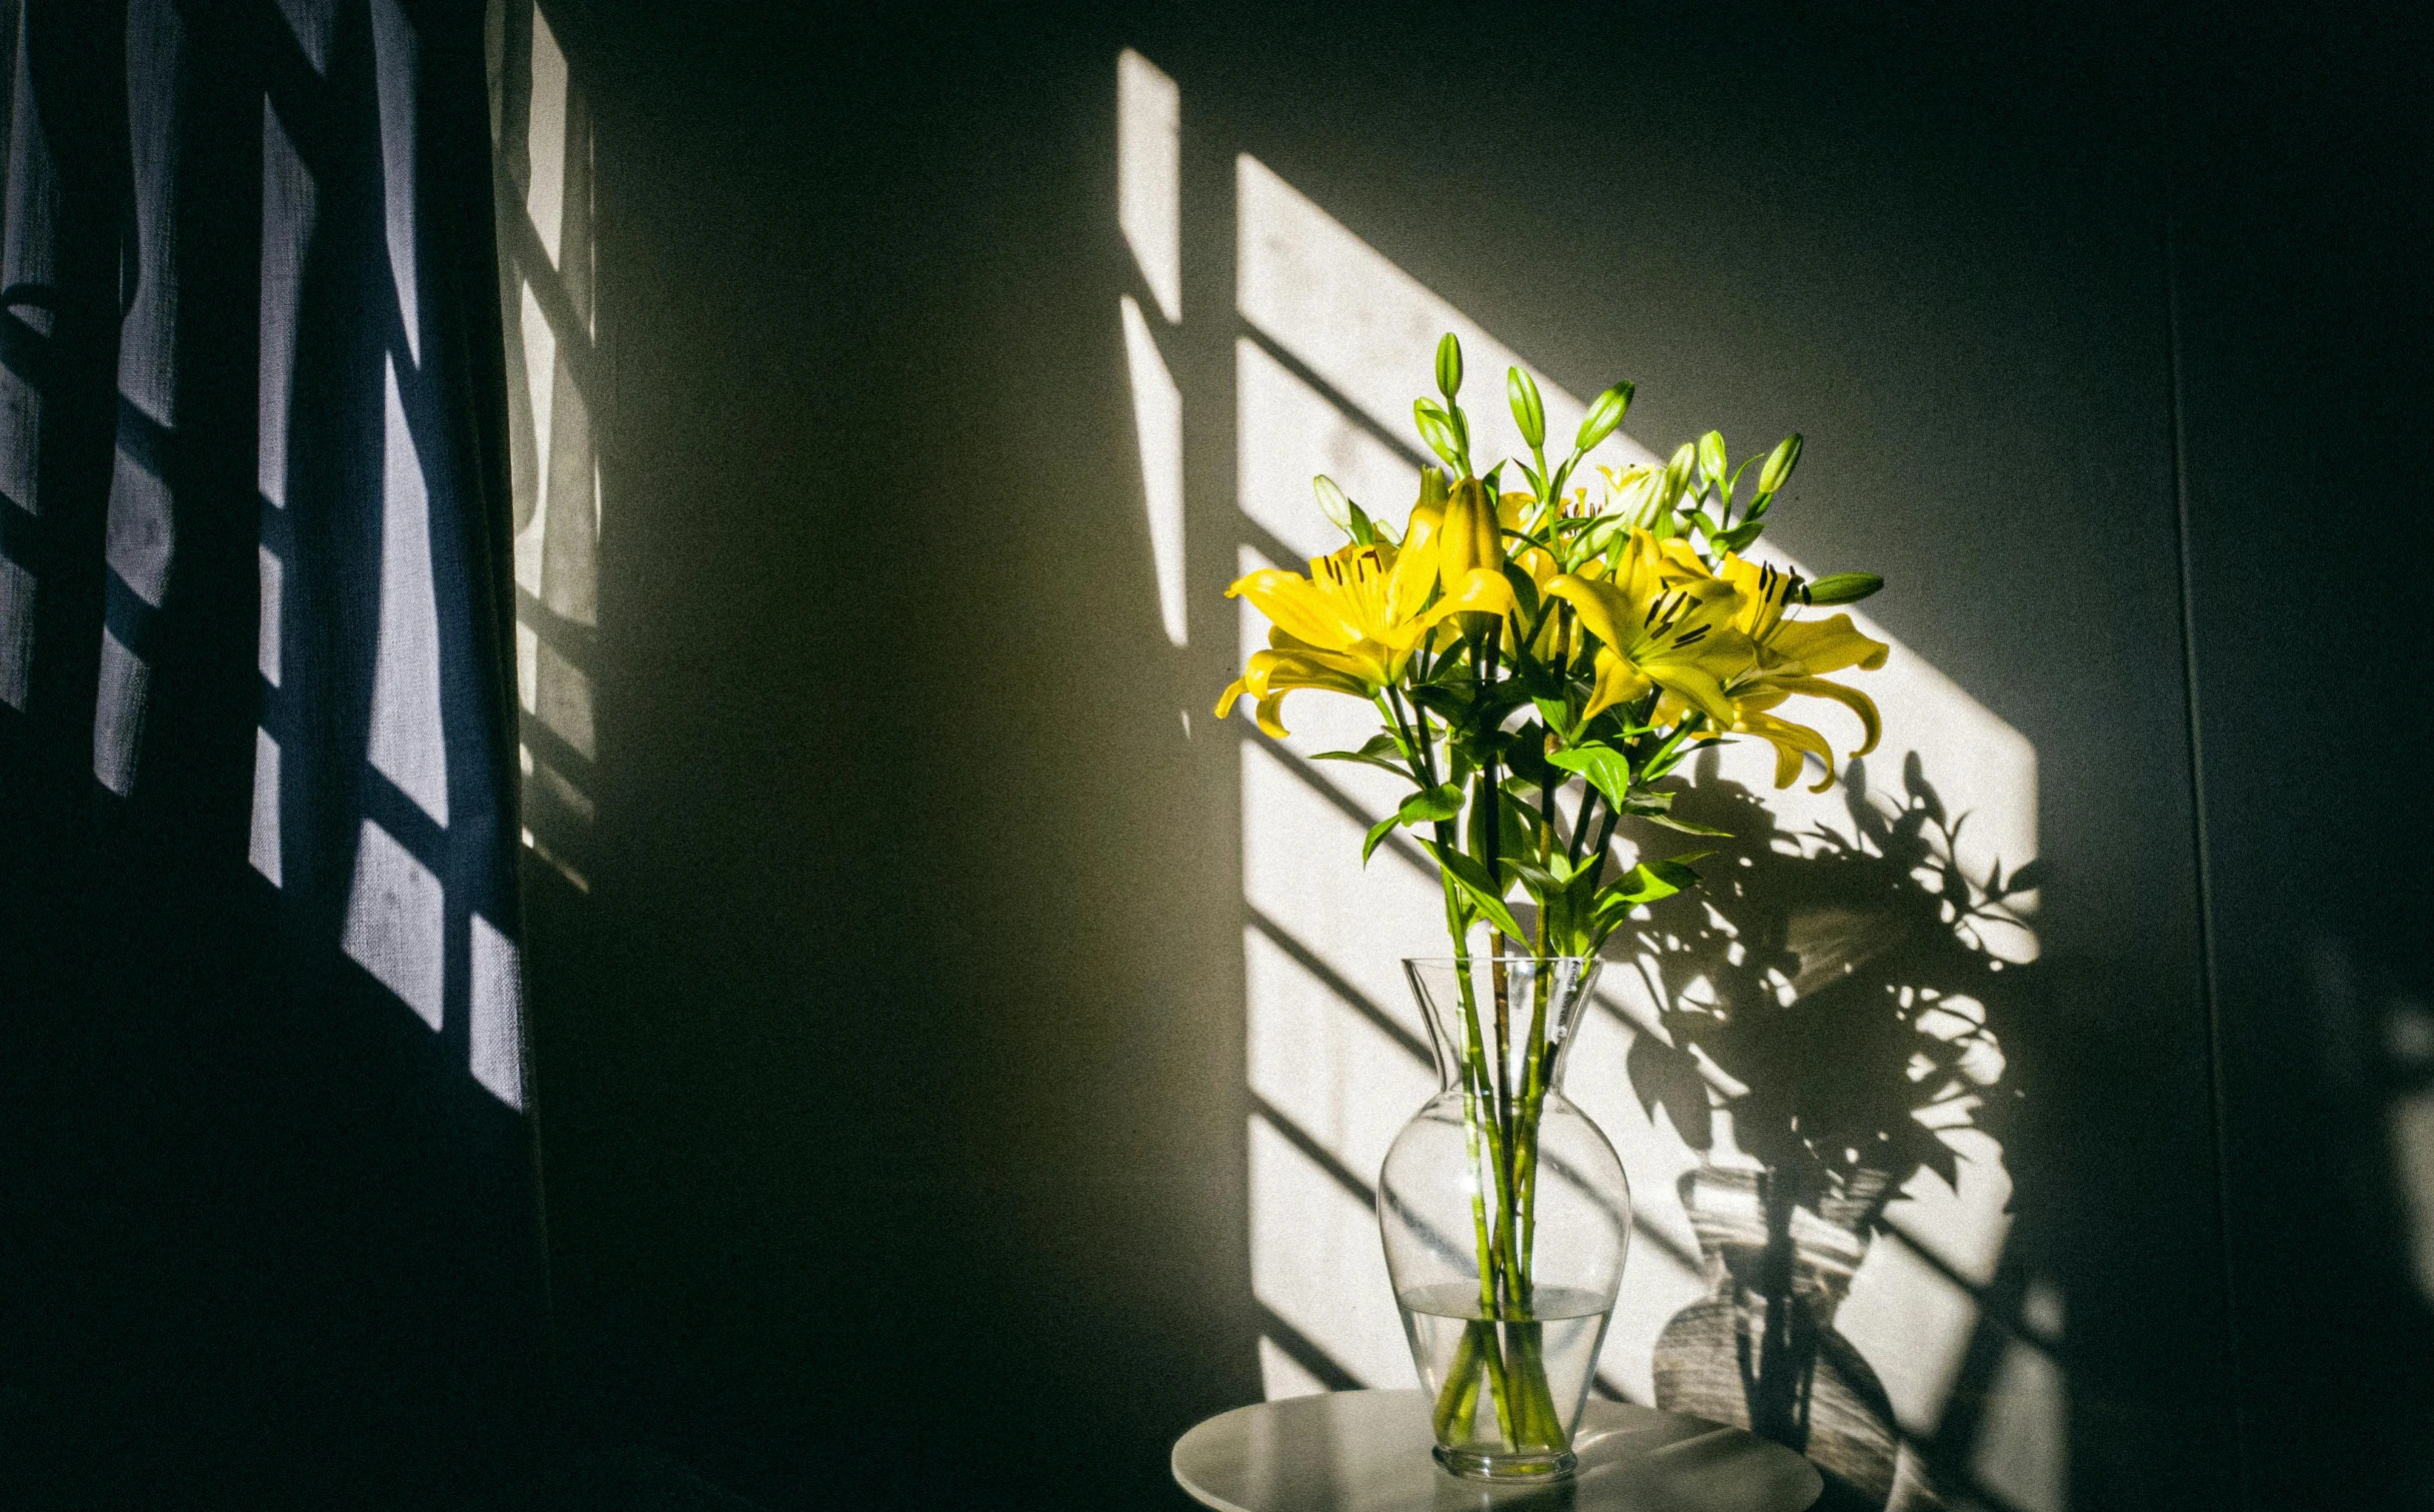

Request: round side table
left=1173, top=1389, right=1821, bottom=1512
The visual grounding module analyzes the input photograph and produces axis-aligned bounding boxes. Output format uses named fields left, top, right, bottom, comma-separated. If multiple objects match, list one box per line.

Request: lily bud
left=1574, top=383, right=1633, bottom=454
left=1803, top=572, right=1883, bottom=606
left=1506, top=368, right=1546, bottom=450
left=1695, top=430, right=1727, bottom=488
left=1757, top=432, right=1803, bottom=497
left=1435, top=332, right=1464, bottom=400
left=1659, top=442, right=1695, bottom=512
left=1440, top=477, right=1505, bottom=582
left=1312, top=475, right=1353, bottom=534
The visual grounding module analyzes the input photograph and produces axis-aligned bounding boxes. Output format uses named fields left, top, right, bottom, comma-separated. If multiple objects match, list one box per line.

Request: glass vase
left=1377, top=956, right=1630, bottom=1481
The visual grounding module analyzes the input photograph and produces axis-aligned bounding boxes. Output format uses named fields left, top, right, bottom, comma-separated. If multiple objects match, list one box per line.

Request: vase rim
left=1400, top=954, right=1601, bottom=966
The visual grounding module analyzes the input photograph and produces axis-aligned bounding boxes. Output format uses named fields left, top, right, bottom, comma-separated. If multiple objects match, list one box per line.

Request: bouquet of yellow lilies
left=1217, top=333, right=1888, bottom=1453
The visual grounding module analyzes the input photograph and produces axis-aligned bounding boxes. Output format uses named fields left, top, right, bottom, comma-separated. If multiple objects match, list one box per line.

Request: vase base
left=1432, top=1444, right=1577, bottom=1482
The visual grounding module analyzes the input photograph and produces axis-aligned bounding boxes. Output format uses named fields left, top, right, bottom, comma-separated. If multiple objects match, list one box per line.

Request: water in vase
left=1396, top=1280, right=1614, bottom=1473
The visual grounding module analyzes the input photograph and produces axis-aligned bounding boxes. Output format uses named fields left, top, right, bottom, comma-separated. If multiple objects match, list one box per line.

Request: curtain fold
left=0, top=0, right=545, bottom=1502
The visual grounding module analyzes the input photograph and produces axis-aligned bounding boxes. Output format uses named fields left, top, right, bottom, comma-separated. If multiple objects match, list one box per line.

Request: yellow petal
left=1719, top=555, right=1799, bottom=643
left=1401, top=567, right=1519, bottom=645
left=1252, top=693, right=1290, bottom=739
left=1653, top=535, right=1717, bottom=586
left=1736, top=710, right=1837, bottom=791
left=1222, top=649, right=1378, bottom=739
left=1771, top=675, right=1882, bottom=757
left=1769, top=612, right=1888, bottom=675
left=1389, top=496, right=1445, bottom=620
left=1225, top=568, right=1347, bottom=651
left=1637, top=611, right=1757, bottom=729
left=1642, top=656, right=1741, bottom=730
left=1244, top=648, right=1375, bottom=701
left=1580, top=647, right=1652, bottom=725
left=1543, top=574, right=1634, bottom=653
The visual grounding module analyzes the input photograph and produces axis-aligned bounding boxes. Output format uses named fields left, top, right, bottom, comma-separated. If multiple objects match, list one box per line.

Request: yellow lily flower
left=1543, top=529, right=1755, bottom=729
left=1706, top=556, right=1890, bottom=791
left=1216, top=534, right=1516, bottom=739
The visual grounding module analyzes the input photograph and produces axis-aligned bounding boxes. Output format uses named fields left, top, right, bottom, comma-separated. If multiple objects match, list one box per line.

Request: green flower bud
left=1312, top=475, right=1352, bottom=534
left=1507, top=368, right=1546, bottom=451
left=1574, top=382, right=1633, bottom=454
left=1660, top=441, right=1695, bottom=511
left=1757, top=432, right=1803, bottom=496
left=1435, top=332, right=1464, bottom=400
left=1803, top=572, right=1884, bottom=606
left=1696, top=430, right=1727, bottom=487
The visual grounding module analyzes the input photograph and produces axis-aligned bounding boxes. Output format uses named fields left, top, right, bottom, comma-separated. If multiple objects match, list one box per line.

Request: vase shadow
left=1616, top=752, right=2038, bottom=1511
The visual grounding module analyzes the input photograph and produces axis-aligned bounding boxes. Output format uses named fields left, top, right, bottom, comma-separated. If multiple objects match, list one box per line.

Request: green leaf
left=1594, top=852, right=1711, bottom=916
left=1532, top=696, right=1574, bottom=738
left=1695, top=430, right=1727, bottom=487
left=1310, top=732, right=1411, bottom=776
left=1312, top=475, right=1352, bottom=534
left=1501, top=561, right=1541, bottom=625
left=1421, top=840, right=1530, bottom=941
left=1643, top=811, right=1733, bottom=836
left=1361, top=814, right=1401, bottom=865
left=1507, top=368, right=1546, bottom=450
left=1413, top=400, right=1464, bottom=470
left=1646, top=851, right=1712, bottom=883
left=1574, top=383, right=1634, bottom=454
left=1757, top=432, right=1803, bottom=496
left=1495, top=787, right=1540, bottom=854
left=1508, top=857, right=1564, bottom=900
left=1546, top=743, right=1635, bottom=808
left=1436, top=332, right=1464, bottom=400
left=1333, top=732, right=1406, bottom=760
left=1804, top=572, right=1884, bottom=606
left=1362, top=783, right=1463, bottom=865
left=1573, top=514, right=1631, bottom=565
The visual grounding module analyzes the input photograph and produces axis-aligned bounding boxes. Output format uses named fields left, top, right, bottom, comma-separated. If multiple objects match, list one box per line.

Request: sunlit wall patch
left=1119, top=50, right=1189, bottom=651
left=1120, top=47, right=2064, bottom=1508
left=343, top=817, right=446, bottom=1032
left=495, top=0, right=599, bottom=893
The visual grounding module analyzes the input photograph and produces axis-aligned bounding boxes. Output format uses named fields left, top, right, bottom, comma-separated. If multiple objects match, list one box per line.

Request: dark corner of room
left=0, top=1, right=2425, bottom=1509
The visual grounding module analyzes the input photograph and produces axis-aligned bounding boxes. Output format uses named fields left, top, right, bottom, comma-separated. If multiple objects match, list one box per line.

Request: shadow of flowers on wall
left=1618, top=752, right=2039, bottom=1510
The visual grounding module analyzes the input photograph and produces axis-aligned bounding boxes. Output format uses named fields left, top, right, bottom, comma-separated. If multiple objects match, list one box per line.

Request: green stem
left=1586, top=804, right=1620, bottom=889
left=1566, top=787, right=1601, bottom=871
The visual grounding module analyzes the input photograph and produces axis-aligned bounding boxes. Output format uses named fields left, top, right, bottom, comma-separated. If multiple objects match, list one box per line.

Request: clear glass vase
left=1377, top=956, right=1630, bottom=1481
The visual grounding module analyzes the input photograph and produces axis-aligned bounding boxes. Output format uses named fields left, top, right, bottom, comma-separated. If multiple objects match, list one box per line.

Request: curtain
left=0, top=0, right=545, bottom=1502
